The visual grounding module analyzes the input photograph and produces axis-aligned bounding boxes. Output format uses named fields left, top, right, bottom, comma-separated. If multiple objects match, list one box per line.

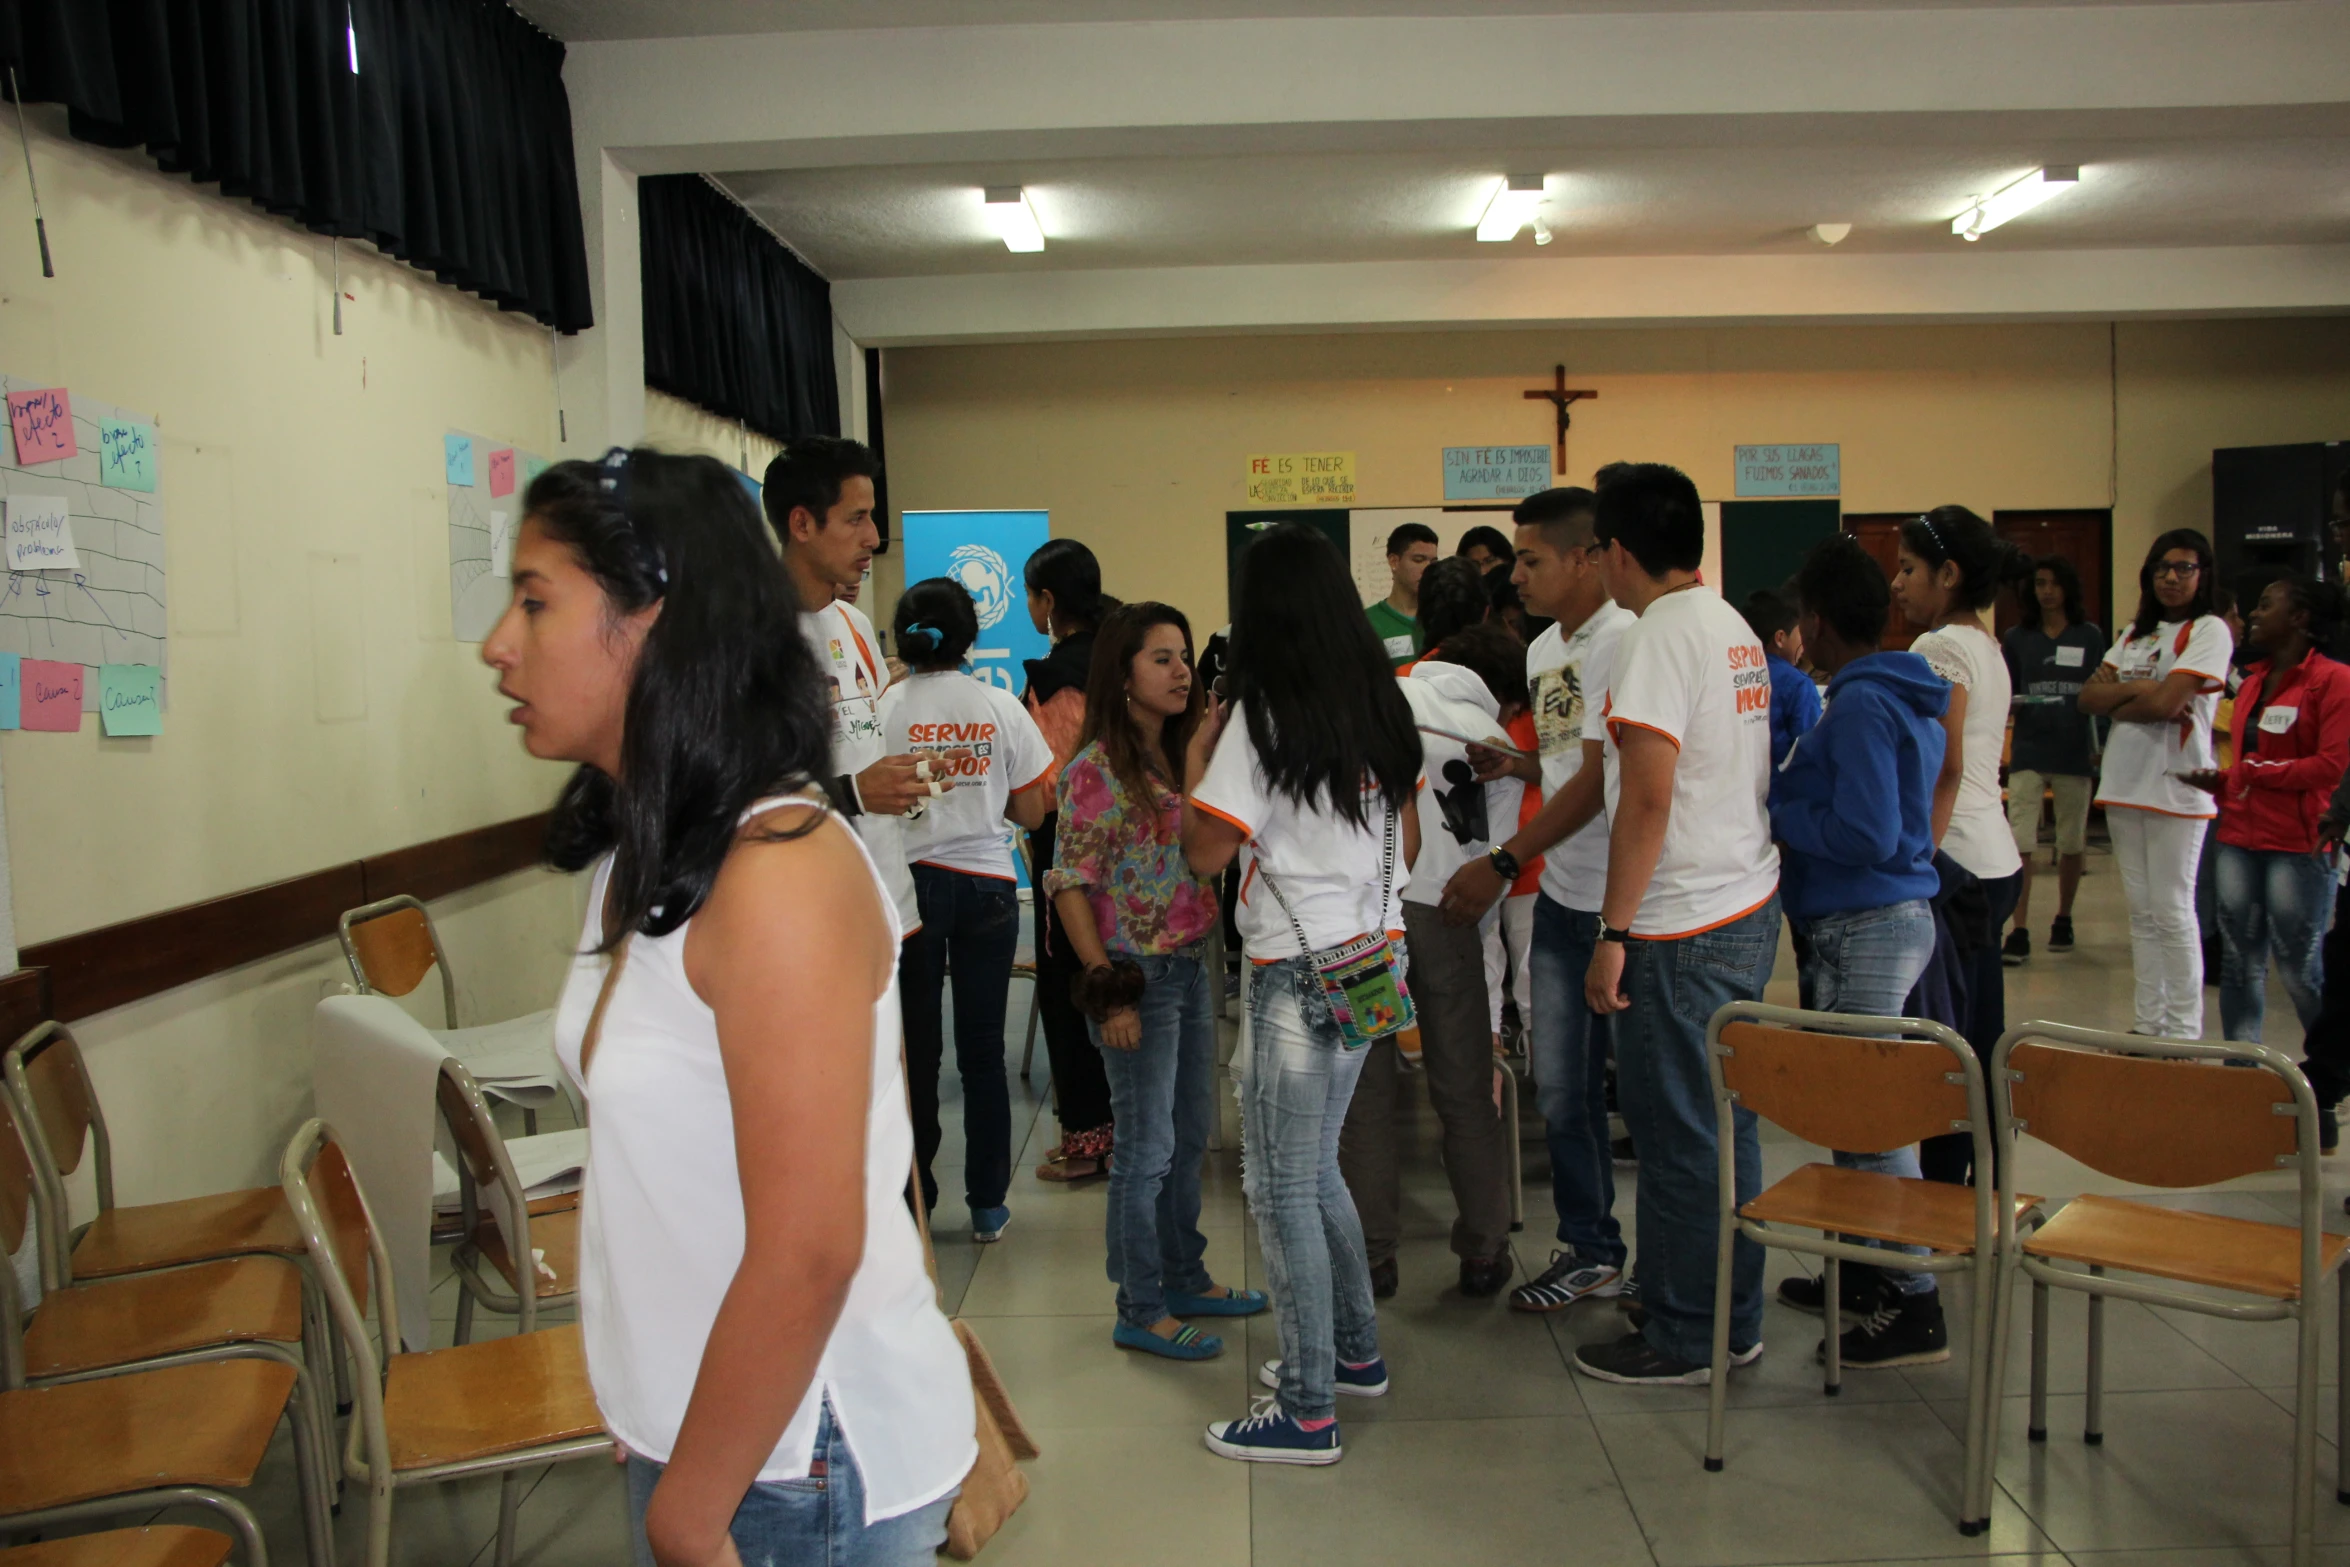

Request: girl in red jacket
left=2187, top=576, right=2350, bottom=1044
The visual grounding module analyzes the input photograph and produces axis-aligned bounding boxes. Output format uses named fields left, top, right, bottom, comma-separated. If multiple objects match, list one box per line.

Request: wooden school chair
left=1702, top=1001, right=2042, bottom=1536
left=1983, top=1021, right=2348, bottom=1567
left=434, top=1057, right=579, bottom=1345
left=0, top=1528, right=235, bottom=1567
left=281, top=1119, right=610, bottom=1567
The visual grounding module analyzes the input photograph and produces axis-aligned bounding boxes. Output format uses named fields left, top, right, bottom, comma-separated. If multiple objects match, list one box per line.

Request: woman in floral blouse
left=1047, top=601, right=1267, bottom=1360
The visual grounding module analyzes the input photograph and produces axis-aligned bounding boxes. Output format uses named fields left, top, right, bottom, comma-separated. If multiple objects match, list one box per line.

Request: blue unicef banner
left=900, top=510, right=1052, bottom=697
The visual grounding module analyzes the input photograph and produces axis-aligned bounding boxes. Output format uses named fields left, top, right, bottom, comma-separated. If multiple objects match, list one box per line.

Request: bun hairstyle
left=2269, top=574, right=2349, bottom=660
left=1898, top=505, right=2024, bottom=613
left=893, top=576, right=979, bottom=669
left=1023, top=538, right=1115, bottom=635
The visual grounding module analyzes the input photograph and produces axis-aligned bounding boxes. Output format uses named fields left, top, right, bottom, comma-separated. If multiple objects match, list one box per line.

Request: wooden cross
left=1523, top=364, right=1598, bottom=473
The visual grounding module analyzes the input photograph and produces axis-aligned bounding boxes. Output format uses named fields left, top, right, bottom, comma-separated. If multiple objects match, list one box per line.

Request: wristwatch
left=1596, top=919, right=1633, bottom=945
left=1486, top=845, right=1521, bottom=884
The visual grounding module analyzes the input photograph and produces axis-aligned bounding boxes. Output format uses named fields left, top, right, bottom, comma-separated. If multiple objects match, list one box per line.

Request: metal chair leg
left=1501, top=1064, right=1522, bottom=1231
left=1975, top=1249, right=2023, bottom=1533
left=496, top=1467, right=525, bottom=1567
left=2295, top=1289, right=2321, bottom=1567
left=454, top=1280, right=478, bottom=1347
left=2028, top=1279, right=2050, bottom=1441
left=1703, top=1210, right=1736, bottom=1472
left=2084, top=1264, right=2106, bottom=1445
left=2337, top=1273, right=2350, bottom=1505
left=1823, top=1253, right=1843, bottom=1397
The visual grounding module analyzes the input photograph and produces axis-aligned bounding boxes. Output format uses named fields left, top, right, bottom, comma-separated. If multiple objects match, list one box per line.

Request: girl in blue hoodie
left=1767, top=535, right=1953, bottom=1370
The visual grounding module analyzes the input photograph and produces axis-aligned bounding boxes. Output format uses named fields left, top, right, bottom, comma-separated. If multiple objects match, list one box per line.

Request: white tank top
left=553, top=795, right=974, bottom=1521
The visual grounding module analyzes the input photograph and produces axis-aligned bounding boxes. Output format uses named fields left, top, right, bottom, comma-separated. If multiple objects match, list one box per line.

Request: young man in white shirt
left=1437, top=487, right=1637, bottom=1314
left=1573, top=462, right=1781, bottom=1387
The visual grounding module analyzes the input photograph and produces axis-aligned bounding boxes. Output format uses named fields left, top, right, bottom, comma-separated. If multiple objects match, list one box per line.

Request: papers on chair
left=434, top=1010, right=566, bottom=1107
left=432, top=1126, right=588, bottom=1212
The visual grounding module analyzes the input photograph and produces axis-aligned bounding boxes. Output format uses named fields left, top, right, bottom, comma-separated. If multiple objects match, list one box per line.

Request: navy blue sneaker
left=972, top=1206, right=1010, bottom=1243
left=1258, top=1356, right=1388, bottom=1398
left=1204, top=1396, right=1343, bottom=1465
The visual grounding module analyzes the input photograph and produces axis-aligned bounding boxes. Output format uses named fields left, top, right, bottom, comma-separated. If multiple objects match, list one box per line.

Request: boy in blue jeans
left=1767, top=535, right=1954, bottom=1368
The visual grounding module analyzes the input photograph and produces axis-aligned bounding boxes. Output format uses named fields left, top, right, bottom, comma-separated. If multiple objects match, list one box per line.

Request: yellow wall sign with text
left=1246, top=451, right=1355, bottom=506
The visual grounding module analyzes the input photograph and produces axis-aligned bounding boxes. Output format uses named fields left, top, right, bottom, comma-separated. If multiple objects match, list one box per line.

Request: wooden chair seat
left=383, top=1322, right=604, bottom=1472
left=1741, top=1162, right=2042, bottom=1253
left=22, top=1257, right=304, bottom=1379
left=431, top=1189, right=579, bottom=1246
left=0, top=1360, right=297, bottom=1513
left=0, top=1525, right=234, bottom=1567
left=68, top=1188, right=303, bottom=1280
left=2025, top=1192, right=2350, bottom=1300
left=472, top=1202, right=580, bottom=1299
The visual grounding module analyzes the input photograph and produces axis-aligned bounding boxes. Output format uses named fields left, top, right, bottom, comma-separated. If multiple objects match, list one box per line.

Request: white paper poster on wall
left=446, top=432, right=546, bottom=641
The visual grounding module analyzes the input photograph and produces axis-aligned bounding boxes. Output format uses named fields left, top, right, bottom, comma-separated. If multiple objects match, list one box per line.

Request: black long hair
left=1898, top=506, right=2022, bottom=614
left=2127, top=527, right=2217, bottom=639
left=894, top=577, right=979, bottom=670
left=2023, top=555, right=2086, bottom=635
left=1228, top=522, right=1419, bottom=825
left=1024, top=538, right=1113, bottom=636
left=537, top=449, right=830, bottom=951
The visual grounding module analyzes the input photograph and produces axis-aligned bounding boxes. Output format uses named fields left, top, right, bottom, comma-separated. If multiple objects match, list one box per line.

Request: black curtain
left=639, top=173, right=838, bottom=445
left=0, top=0, right=593, bottom=332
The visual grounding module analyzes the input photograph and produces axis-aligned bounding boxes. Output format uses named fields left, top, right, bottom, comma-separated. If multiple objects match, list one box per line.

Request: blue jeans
left=900, top=864, right=1019, bottom=1213
left=1091, top=950, right=1216, bottom=1328
left=1615, top=898, right=1779, bottom=1365
left=1242, top=960, right=1381, bottom=1421
left=1794, top=899, right=1939, bottom=1296
left=626, top=1403, right=956, bottom=1567
left=1529, top=896, right=1624, bottom=1266
left=2216, top=843, right=2333, bottom=1043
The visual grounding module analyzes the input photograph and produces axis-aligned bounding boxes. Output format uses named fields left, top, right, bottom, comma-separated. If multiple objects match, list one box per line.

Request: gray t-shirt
left=2004, top=621, right=2105, bottom=776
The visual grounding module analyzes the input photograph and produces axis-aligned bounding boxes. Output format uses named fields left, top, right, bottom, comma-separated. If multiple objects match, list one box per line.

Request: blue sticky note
left=444, top=434, right=475, bottom=488
left=0, top=652, right=19, bottom=730
left=99, top=663, right=162, bottom=736
left=97, top=417, right=157, bottom=491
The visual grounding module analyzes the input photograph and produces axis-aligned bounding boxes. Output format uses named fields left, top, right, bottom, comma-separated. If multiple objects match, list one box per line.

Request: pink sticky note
left=20, top=659, right=83, bottom=730
left=488, top=449, right=516, bottom=498
left=8, top=388, right=76, bottom=465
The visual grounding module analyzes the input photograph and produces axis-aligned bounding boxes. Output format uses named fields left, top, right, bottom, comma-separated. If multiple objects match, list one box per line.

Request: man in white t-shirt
left=1436, top=487, right=1636, bottom=1315
left=765, top=436, right=934, bottom=935
left=1572, top=462, right=1780, bottom=1389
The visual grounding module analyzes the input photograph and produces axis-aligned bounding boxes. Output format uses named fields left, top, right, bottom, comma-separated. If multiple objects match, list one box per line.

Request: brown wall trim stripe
left=13, top=811, right=552, bottom=1024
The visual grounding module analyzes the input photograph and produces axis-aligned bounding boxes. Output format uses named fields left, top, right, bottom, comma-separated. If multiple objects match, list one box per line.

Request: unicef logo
left=948, top=543, right=1016, bottom=631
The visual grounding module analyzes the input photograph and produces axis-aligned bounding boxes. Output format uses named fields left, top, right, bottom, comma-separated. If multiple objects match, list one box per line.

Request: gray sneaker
left=1510, top=1250, right=1623, bottom=1314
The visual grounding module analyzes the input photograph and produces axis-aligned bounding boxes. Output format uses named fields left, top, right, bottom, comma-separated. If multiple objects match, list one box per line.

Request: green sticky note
left=99, top=663, right=162, bottom=736
left=98, top=417, right=157, bottom=491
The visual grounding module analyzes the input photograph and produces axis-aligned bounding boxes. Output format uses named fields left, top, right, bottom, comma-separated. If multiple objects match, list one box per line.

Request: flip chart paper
left=20, top=659, right=83, bottom=730
left=99, top=664, right=162, bottom=735
left=444, top=434, right=475, bottom=487
left=488, top=510, right=516, bottom=575
left=5, top=496, right=76, bottom=571
left=7, top=388, right=74, bottom=465
left=98, top=418, right=157, bottom=491
left=488, top=449, right=516, bottom=497
left=0, top=653, right=18, bottom=729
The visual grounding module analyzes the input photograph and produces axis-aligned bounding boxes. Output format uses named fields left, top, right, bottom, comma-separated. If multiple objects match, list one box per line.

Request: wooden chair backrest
left=2007, top=1040, right=2296, bottom=1187
left=1718, top=1021, right=1967, bottom=1155
left=347, top=904, right=439, bottom=1000
left=15, top=1030, right=94, bottom=1177
left=305, top=1138, right=377, bottom=1319
left=434, top=1063, right=501, bottom=1191
left=0, top=1088, right=34, bottom=1260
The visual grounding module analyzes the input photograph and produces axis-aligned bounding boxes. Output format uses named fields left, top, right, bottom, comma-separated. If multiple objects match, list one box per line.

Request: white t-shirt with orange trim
left=1909, top=622, right=2023, bottom=883
left=1589, top=585, right=1780, bottom=939
left=1191, top=704, right=1410, bottom=961
left=880, top=671, right=1054, bottom=880
left=2095, top=614, right=2233, bottom=819
left=803, top=600, right=920, bottom=933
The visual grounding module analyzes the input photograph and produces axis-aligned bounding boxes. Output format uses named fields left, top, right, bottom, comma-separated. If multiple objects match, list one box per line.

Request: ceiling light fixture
left=1477, top=174, right=1546, bottom=243
left=984, top=186, right=1045, bottom=253
left=1808, top=222, right=1851, bottom=247
left=1952, top=165, right=2079, bottom=242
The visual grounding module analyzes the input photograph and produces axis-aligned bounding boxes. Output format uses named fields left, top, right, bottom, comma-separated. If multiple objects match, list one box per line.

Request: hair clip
left=1916, top=514, right=1945, bottom=551
left=595, top=447, right=669, bottom=589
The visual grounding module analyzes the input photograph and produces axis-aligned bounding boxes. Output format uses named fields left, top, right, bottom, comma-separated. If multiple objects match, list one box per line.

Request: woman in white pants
left=2081, top=529, right=2233, bottom=1039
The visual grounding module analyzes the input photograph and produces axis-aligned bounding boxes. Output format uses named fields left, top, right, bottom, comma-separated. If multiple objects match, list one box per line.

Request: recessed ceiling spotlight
left=1533, top=217, right=1554, bottom=247
left=1477, top=174, right=1547, bottom=243
left=1952, top=166, right=2079, bottom=242
left=984, top=185, right=1045, bottom=253
left=1809, top=223, right=1852, bottom=246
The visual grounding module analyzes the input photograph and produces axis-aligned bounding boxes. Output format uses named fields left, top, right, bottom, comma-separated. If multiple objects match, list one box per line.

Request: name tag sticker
left=1384, top=634, right=1414, bottom=659
left=2262, top=705, right=2299, bottom=734
left=2054, top=646, right=2086, bottom=668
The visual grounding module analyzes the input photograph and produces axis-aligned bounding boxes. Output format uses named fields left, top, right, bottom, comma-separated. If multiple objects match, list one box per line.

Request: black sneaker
left=1510, top=1250, right=1624, bottom=1313
left=2001, top=928, right=2031, bottom=967
left=2047, top=914, right=2076, bottom=953
left=1817, top=1290, right=1950, bottom=1368
left=2321, top=1103, right=2339, bottom=1158
left=1775, top=1263, right=1890, bottom=1318
left=1370, top=1257, right=1399, bottom=1300
left=1576, top=1331, right=1760, bottom=1385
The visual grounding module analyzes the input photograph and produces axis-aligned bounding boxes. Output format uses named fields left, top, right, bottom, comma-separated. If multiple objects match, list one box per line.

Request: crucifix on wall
left=1523, top=364, right=1598, bottom=474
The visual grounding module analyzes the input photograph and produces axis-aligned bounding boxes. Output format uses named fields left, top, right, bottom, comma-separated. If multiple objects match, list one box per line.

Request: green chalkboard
left=1720, top=499, right=1841, bottom=612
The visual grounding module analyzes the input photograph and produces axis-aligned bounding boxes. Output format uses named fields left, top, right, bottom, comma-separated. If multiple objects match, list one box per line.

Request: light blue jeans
left=1243, top=959, right=1382, bottom=1421
left=1794, top=899, right=1940, bottom=1296
left=626, top=1403, right=956, bottom=1567
left=2215, top=843, right=2334, bottom=1044
left=1091, top=949, right=1216, bottom=1328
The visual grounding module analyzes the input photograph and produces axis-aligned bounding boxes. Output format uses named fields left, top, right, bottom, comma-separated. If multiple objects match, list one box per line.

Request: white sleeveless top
left=554, top=795, right=974, bottom=1522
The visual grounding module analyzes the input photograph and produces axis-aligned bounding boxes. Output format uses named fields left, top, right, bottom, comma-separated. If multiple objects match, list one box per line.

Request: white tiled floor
left=70, top=841, right=2350, bottom=1565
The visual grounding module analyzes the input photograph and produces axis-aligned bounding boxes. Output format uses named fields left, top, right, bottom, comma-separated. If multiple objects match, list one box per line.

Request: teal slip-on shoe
left=1167, top=1287, right=1269, bottom=1318
left=1114, top=1320, right=1224, bottom=1361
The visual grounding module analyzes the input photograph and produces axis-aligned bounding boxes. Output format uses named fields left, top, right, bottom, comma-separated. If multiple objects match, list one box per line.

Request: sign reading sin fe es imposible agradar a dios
left=1442, top=446, right=1553, bottom=502
left=1246, top=452, right=1355, bottom=506
left=1734, top=444, right=1841, bottom=498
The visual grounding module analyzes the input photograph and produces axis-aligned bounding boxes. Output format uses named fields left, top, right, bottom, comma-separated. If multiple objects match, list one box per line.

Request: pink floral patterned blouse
left=1043, top=740, right=1221, bottom=956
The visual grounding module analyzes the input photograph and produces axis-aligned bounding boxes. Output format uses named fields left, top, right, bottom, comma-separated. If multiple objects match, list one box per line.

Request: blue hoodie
left=1769, top=651, right=1950, bottom=921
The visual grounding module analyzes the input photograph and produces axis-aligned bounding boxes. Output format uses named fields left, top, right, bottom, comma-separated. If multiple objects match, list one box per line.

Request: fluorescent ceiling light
left=984, top=186, right=1045, bottom=253
left=1477, top=174, right=1546, bottom=243
left=1952, top=165, right=2079, bottom=241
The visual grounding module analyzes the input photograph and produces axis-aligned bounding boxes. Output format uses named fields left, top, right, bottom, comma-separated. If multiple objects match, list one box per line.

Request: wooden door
left=1994, top=509, right=2112, bottom=643
left=1842, top=513, right=1920, bottom=650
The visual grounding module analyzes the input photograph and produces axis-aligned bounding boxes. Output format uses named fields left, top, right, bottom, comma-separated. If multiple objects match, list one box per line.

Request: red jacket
left=2217, top=651, right=2350, bottom=853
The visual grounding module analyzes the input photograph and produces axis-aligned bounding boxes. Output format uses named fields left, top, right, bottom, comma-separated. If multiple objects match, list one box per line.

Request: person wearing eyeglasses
left=2079, top=530, right=2234, bottom=1040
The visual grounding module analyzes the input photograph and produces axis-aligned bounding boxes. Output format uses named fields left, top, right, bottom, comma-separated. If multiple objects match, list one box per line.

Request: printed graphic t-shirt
left=801, top=599, right=920, bottom=932
left=2095, top=614, right=2234, bottom=819
left=880, top=670, right=1054, bottom=880
left=1591, top=586, right=1779, bottom=938
left=1526, top=602, right=1635, bottom=911
left=1909, top=623, right=2024, bottom=883
left=2004, top=622, right=2107, bottom=777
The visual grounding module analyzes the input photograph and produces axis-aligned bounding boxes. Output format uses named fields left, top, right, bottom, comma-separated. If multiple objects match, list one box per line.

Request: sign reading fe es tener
left=1247, top=452, right=1355, bottom=506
